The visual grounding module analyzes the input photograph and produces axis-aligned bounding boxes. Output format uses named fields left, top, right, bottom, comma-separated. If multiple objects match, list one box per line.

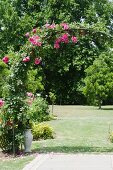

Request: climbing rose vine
left=0, top=22, right=79, bottom=153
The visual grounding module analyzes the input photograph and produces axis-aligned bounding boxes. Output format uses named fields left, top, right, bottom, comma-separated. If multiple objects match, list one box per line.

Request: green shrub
left=32, top=123, right=54, bottom=140
left=0, top=131, right=13, bottom=152
left=109, top=132, right=113, bottom=143
left=27, top=96, right=50, bottom=122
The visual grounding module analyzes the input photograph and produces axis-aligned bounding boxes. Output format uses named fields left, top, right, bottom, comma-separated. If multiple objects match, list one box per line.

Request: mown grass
left=32, top=105, right=113, bottom=153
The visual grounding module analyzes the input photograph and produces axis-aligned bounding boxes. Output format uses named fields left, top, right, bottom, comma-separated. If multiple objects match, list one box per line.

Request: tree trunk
left=98, top=100, right=102, bottom=109
left=52, top=103, right=54, bottom=113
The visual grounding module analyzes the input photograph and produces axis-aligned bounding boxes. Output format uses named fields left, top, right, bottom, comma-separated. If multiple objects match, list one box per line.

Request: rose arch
left=0, top=22, right=111, bottom=154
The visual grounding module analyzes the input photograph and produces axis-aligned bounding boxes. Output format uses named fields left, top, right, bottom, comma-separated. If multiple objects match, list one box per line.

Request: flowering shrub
left=27, top=96, right=50, bottom=122
left=0, top=22, right=79, bottom=153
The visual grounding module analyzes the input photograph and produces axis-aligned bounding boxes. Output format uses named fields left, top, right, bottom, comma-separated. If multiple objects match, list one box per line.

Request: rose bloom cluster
left=45, top=22, right=69, bottom=30
left=44, top=22, right=78, bottom=49
left=54, top=33, right=78, bottom=49
left=2, top=23, right=78, bottom=66
left=29, top=35, right=42, bottom=47
left=25, top=28, right=41, bottom=47
left=22, top=56, right=41, bottom=65
left=60, top=23, right=69, bottom=30
left=25, top=23, right=78, bottom=50
left=2, top=55, right=41, bottom=66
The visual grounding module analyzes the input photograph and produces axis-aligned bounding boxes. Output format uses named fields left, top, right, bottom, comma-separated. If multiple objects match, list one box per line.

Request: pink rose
left=0, top=99, right=4, bottom=107
left=25, top=32, right=30, bottom=38
left=27, top=92, right=33, bottom=97
left=49, top=24, right=56, bottom=29
left=61, top=33, right=69, bottom=43
left=29, top=36, right=42, bottom=46
left=29, top=35, right=39, bottom=43
left=55, top=37, right=62, bottom=44
left=54, top=43, right=60, bottom=49
left=60, top=23, right=69, bottom=30
left=45, top=23, right=50, bottom=28
left=35, top=58, right=41, bottom=65
left=36, top=42, right=42, bottom=46
left=71, top=36, right=78, bottom=43
left=2, top=56, right=9, bottom=64
left=23, top=56, right=30, bottom=62
left=32, top=28, right=37, bottom=33
left=45, top=23, right=56, bottom=29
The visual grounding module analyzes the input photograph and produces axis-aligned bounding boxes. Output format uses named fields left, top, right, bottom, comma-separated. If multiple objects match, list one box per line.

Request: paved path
left=23, top=153, right=113, bottom=170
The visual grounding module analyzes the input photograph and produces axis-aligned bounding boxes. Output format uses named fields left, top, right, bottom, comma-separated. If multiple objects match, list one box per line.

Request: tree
left=83, top=52, right=113, bottom=109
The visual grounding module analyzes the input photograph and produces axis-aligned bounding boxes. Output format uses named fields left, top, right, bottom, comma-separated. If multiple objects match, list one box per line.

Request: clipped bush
left=27, top=96, right=50, bottom=122
left=32, top=123, right=54, bottom=140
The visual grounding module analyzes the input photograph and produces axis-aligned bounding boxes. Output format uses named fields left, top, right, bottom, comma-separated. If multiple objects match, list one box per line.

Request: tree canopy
left=83, top=52, right=113, bottom=108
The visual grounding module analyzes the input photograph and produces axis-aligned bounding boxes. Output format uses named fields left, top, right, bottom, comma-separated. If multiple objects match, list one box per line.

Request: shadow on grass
left=101, top=108, right=113, bottom=110
left=32, top=145, right=113, bottom=154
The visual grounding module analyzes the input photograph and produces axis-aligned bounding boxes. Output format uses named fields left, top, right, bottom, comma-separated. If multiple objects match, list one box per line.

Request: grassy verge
left=0, top=155, right=35, bottom=170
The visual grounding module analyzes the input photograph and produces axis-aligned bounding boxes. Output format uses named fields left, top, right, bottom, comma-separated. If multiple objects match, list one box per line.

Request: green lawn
left=32, top=105, right=113, bottom=153
left=1, top=105, right=113, bottom=170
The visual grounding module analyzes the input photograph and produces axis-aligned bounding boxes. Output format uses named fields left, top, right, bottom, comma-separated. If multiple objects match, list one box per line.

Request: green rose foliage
left=0, top=22, right=79, bottom=152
